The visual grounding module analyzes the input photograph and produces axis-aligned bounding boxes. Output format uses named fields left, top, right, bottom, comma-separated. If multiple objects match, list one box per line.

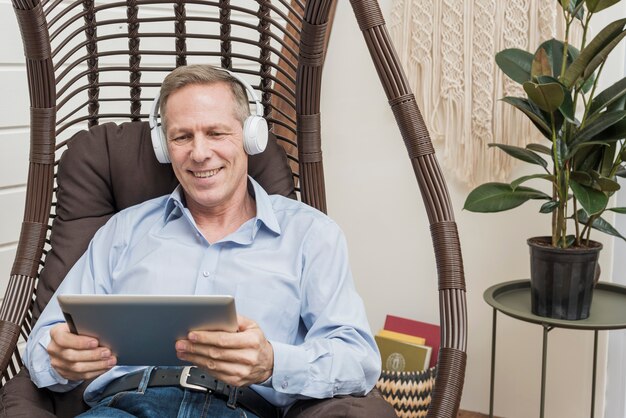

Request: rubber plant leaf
left=593, top=118, right=626, bottom=140
left=599, top=141, right=617, bottom=177
left=555, top=137, right=568, bottom=169
left=590, top=169, right=620, bottom=192
left=540, top=200, right=559, bottom=213
left=536, top=39, right=576, bottom=79
left=488, top=144, right=548, bottom=168
left=537, top=75, right=576, bottom=123
left=531, top=48, right=553, bottom=79
left=561, top=18, right=626, bottom=89
left=524, top=81, right=564, bottom=113
left=608, top=207, right=626, bottom=213
left=495, top=49, right=534, bottom=84
left=561, top=0, right=585, bottom=20
left=570, top=171, right=593, bottom=185
left=568, top=110, right=626, bottom=149
left=597, top=176, right=621, bottom=192
left=464, top=183, right=551, bottom=213
left=501, top=97, right=552, bottom=138
left=511, top=174, right=555, bottom=190
left=588, top=76, right=626, bottom=116
left=577, top=209, right=626, bottom=241
left=565, top=141, right=609, bottom=160
left=584, top=31, right=626, bottom=80
left=570, top=180, right=609, bottom=215
left=586, top=0, right=621, bottom=13
left=607, top=94, right=626, bottom=112
left=582, top=71, right=596, bottom=94
left=526, top=143, right=552, bottom=155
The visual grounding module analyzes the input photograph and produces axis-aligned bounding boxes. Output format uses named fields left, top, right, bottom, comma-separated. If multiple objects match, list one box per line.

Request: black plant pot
left=528, top=237, right=602, bottom=320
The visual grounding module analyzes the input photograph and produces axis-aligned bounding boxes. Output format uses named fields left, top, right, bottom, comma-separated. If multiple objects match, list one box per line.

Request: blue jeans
left=77, top=368, right=259, bottom=418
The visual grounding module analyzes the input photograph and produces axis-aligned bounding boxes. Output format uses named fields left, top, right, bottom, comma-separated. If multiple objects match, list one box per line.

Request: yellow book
left=377, top=329, right=426, bottom=346
left=375, top=335, right=432, bottom=372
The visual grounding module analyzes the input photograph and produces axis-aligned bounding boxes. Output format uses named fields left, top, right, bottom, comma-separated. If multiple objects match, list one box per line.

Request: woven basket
left=376, top=368, right=437, bottom=418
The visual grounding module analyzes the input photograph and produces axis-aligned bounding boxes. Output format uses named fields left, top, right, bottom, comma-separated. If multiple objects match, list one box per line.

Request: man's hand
left=175, top=315, right=274, bottom=387
left=47, top=323, right=117, bottom=381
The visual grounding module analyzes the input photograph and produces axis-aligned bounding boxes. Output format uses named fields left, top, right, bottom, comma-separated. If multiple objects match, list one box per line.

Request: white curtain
left=390, top=1, right=572, bottom=187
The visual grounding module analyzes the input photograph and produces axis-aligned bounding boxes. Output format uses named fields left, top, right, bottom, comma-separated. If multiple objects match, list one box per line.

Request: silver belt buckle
left=179, top=366, right=208, bottom=392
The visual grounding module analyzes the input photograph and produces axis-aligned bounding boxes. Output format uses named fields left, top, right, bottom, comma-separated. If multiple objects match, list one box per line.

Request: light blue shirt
left=24, top=177, right=381, bottom=409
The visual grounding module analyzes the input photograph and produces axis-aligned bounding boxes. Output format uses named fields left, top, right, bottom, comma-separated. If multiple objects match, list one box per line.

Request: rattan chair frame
left=1, top=1, right=467, bottom=416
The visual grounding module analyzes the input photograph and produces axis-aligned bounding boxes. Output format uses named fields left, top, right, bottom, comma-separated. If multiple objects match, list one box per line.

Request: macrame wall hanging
left=390, top=1, right=576, bottom=187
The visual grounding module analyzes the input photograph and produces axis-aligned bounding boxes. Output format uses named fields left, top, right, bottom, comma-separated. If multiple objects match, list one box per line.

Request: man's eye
left=171, top=135, right=190, bottom=142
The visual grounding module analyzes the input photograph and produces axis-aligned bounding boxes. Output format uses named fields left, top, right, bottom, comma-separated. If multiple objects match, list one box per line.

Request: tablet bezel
left=57, top=294, right=237, bottom=366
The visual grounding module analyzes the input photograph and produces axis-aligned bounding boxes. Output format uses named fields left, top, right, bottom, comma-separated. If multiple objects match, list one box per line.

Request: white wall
left=0, top=0, right=30, bottom=301
left=1, top=1, right=624, bottom=417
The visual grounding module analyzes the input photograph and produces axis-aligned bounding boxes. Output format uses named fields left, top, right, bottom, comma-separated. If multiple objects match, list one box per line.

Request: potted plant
left=464, top=0, right=626, bottom=320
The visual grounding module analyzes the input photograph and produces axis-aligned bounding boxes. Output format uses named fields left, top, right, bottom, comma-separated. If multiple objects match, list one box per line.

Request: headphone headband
left=149, top=67, right=268, bottom=163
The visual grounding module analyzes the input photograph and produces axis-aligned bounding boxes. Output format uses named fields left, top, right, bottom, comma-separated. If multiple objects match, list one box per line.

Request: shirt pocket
left=235, top=284, right=301, bottom=344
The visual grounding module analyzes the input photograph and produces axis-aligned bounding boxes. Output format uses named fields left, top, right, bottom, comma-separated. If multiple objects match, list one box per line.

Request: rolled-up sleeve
left=23, top=216, right=122, bottom=392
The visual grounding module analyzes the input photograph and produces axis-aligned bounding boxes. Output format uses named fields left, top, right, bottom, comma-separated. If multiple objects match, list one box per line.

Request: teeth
left=193, top=168, right=220, bottom=178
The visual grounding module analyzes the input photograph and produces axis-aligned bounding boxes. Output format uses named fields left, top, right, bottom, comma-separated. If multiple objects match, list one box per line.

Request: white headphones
left=148, top=68, right=268, bottom=163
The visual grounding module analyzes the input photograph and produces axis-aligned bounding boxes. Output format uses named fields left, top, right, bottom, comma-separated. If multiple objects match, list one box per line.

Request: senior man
left=24, top=65, right=396, bottom=418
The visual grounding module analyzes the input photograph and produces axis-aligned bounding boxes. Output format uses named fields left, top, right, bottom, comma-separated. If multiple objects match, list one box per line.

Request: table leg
left=489, top=308, right=497, bottom=418
left=540, top=325, right=553, bottom=418
left=591, top=330, right=598, bottom=418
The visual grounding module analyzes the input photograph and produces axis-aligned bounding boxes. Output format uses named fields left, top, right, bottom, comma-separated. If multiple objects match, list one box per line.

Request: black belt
left=99, top=366, right=279, bottom=418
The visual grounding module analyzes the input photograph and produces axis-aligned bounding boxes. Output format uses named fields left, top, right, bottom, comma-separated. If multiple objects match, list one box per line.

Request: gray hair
left=159, top=65, right=250, bottom=132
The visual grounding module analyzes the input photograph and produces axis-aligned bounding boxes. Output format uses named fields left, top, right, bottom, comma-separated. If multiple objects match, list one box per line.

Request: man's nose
left=189, top=137, right=214, bottom=162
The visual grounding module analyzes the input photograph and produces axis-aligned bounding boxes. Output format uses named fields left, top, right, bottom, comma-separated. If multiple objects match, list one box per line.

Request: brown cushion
left=33, top=121, right=295, bottom=323
left=284, top=389, right=397, bottom=418
left=0, top=369, right=90, bottom=418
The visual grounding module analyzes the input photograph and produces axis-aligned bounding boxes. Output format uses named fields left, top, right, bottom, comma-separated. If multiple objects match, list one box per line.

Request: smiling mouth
left=192, top=168, right=222, bottom=178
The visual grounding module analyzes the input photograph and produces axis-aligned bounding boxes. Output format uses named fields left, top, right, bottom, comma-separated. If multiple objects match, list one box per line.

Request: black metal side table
left=484, top=280, right=626, bottom=418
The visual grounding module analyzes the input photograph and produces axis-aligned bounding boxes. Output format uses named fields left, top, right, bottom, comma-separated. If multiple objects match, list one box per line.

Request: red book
left=384, top=315, right=440, bottom=368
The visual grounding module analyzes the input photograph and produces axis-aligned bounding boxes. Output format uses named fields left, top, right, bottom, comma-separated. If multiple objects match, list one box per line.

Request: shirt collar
left=248, top=176, right=281, bottom=236
left=163, top=176, right=281, bottom=236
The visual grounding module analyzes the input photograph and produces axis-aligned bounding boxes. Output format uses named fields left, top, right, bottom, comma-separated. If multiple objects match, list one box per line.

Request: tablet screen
left=58, top=294, right=237, bottom=366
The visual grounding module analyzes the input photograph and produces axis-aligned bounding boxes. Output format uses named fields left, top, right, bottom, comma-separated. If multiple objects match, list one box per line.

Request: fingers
left=237, top=315, right=257, bottom=332
left=175, top=317, right=274, bottom=386
left=47, top=323, right=117, bottom=381
left=50, top=323, right=99, bottom=350
left=176, top=349, right=270, bottom=387
left=188, top=315, right=261, bottom=349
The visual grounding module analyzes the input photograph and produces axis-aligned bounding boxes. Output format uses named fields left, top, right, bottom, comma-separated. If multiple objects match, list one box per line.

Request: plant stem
left=585, top=216, right=593, bottom=245
left=580, top=11, right=593, bottom=52
left=561, top=162, right=570, bottom=248
left=551, top=113, right=563, bottom=247
left=560, top=13, right=572, bottom=78
left=609, top=140, right=626, bottom=178
left=580, top=60, right=606, bottom=128
left=573, top=198, right=580, bottom=245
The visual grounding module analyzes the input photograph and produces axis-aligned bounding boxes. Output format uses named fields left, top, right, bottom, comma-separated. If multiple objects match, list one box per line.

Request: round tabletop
left=484, top=280, right=626, bottom=330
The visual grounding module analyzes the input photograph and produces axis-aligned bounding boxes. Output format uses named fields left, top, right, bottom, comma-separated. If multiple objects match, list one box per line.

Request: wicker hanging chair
left=0, top=0, right=467, bottom=417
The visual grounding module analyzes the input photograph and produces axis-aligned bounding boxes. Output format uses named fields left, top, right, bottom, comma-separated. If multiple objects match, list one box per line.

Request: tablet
left=57, top=294, right=237, bottom=366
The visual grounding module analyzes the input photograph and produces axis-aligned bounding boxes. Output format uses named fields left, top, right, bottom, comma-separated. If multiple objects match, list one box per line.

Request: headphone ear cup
left=151, top=124, right=171, bottom=164
left=243, top=116, right=268, bottom=155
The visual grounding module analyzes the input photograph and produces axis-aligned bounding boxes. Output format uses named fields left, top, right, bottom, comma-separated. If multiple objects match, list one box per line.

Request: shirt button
left=202, top=271, right=210, bottom=277
left=281, top=381, right=288, bottom=389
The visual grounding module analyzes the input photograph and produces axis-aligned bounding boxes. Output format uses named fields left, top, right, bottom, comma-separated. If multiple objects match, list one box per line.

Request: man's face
left=165, top=82, right=248, bottom=215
